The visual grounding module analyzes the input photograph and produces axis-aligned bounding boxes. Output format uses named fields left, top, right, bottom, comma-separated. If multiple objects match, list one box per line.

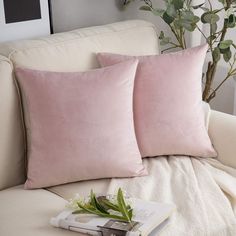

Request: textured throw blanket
left=106, top=156, right=236, bottom=236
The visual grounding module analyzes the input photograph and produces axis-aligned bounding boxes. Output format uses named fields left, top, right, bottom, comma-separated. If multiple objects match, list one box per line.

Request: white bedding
left=106, top=157, right=236, bottom=236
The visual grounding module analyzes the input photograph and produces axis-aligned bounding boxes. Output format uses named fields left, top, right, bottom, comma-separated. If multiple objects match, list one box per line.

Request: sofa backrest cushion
left=0, top=20, right=159, bottom=190
left=0, top=56, right=26, bottom=190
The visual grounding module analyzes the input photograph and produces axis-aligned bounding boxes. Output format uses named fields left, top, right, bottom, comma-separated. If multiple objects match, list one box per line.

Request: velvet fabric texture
left=97, top=45, right=217, bottom=158
left=15, top=60, right=147, bottom=189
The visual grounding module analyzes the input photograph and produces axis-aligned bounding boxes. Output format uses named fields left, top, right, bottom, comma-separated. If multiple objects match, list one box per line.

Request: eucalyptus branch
left=125, top=0, right=236, bottom=102
left=207, top=54, right=236, bottom=101
left=196, top=24, right=208, bottom=43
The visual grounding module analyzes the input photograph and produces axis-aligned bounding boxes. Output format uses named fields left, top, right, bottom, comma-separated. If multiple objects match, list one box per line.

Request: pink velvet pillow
left=97, top=45, right=217, bottom=158
left=15, top=60, right=147, bottom=189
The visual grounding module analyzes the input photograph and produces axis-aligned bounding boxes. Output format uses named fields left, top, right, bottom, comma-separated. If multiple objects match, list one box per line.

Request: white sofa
left=0, top=20, right=236, bottom=236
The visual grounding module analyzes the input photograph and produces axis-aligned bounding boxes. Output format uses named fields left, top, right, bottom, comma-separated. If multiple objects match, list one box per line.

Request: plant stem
left=161, top=45, right=178, bottom=53
left=202, top=0, right=231, bottom=102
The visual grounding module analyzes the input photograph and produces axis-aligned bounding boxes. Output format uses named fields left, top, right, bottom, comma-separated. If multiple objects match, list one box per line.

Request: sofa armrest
left=209, top=110, right=236, bottom=169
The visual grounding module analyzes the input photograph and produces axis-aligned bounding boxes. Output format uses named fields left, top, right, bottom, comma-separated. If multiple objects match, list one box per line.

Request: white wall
left=51, top=0, right=235, bottom=114
left=50, top=0, right=124, bottom=32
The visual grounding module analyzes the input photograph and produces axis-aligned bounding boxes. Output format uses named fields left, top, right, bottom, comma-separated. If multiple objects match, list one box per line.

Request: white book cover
left=51, top=198, right=175, bottom=236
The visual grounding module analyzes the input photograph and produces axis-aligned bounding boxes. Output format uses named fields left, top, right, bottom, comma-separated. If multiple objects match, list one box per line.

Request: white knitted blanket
left=106, top=156, right=236, bottom=236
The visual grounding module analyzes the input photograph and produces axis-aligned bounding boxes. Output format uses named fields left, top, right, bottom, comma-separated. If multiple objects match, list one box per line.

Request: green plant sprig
left=123, top=0, right=236, bottom=102
left=71, top=188, right=133, bottom=223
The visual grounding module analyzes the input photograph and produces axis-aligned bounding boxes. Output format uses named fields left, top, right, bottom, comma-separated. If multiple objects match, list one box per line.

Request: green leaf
left=226, top=14, right=236, bottom=28
left=152, top=8, right=165, bottom=17
left=200, top=7, right=210, bottom=12
left=163, top=12, right=174, bottom=24
left=211, top=23, right=217, bottom=34
left=218, top=0, right=225, bottom=4
left=159, top=31, right=165, bottom=40
left=182, top=11, right=200, bottom=23
left=201, top=12, right=220, bottom=24
left=128, top=209, right=133, bottom=220
left=76, top=201, right=128, bottom=221
left=117, top=188, right=131, bottom=222
left=99, top=198, right=120, bottom=212
left=219, top=40, right=233, bottom=50
left=182, top=22, right=196, bottom=31
left=90, top=190, right=108, bottom=214
left=173, top=0, right=184, bottom=10
left=123, top=0, right=135, bottom=5
left=139, top=5, right=152, bottom=11
left=207, top=35, right=216, bottom=43
left=219, top=46, right=230, bottom=54
left=72, top=188, right=134, bottom=223
left=160, top=37, right=171, bottom=45
left=192, top=3, right=205, bottom=9
left=166, top=4, right=176, bottom=17
left=223, top=49, right=232, bottom=62
left=174, top=19, right=181, bottom=29
left=213, top=47, right=221, bottom=62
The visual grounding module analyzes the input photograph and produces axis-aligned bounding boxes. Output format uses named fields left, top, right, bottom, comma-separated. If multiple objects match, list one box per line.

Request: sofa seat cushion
left=0, top=185, right=82, bottom=236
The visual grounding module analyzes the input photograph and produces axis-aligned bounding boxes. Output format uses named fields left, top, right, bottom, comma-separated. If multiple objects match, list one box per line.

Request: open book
left=51, top=198, right=175, bottom=236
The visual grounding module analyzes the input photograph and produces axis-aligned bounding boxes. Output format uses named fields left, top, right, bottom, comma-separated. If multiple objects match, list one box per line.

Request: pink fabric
left=15, top=60, right=147, bottom=189
left=97, top=45, right=217, bottom=158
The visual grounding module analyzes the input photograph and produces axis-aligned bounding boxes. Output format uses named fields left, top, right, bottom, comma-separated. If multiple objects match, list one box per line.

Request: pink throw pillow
left=97, top=45, right=217, bottom=158
left=15, top=60, right=147, bottom=189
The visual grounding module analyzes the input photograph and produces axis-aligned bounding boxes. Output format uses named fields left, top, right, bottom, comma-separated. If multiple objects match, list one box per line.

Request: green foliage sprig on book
left=123, top=0, right=236, bottom=102
left=67, top=188, right=133, bottom=222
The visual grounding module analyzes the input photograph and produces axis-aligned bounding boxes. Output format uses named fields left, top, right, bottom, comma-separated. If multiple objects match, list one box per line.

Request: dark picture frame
left=0, top=0, right=53, bottom=42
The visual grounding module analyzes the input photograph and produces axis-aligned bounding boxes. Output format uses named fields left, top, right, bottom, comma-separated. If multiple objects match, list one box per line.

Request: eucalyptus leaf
left=160, top=37, right=171, bottom=45
left=201, top=12, right=220, bottom=24
left=139, top=5, right=152, bottom=11
left=192, top=3, right=205, bottom=9
left=166, top=4, right=176, bottom=17
left=200, top=7, right=210, bottom=12
left=218, top=0, right=225, bottom=4
left=159, top=31, right=165, bottom=40
left=213, top=47, right=221, bottom=62
left=208, top=35, right=216, bottom=43
left=173, top=0, right=184, bottom=10
left=223, top=49, right=232, bottom=62
left=174, top=19, right=181, bottom=29
left=163, top=12, right=174, bottom=24
left=182, top=11, right=200, bottom=23
left=152, top=8, right=165, bottom=16
left=219, top=46, right=230, bottom=54
left=226, top=14, right=236, bottom=28
left=175, top=13, right=199, bottom=32
left=219, top=40, right=233, bottom=49
left=182, top=22, right=196, bottom=31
